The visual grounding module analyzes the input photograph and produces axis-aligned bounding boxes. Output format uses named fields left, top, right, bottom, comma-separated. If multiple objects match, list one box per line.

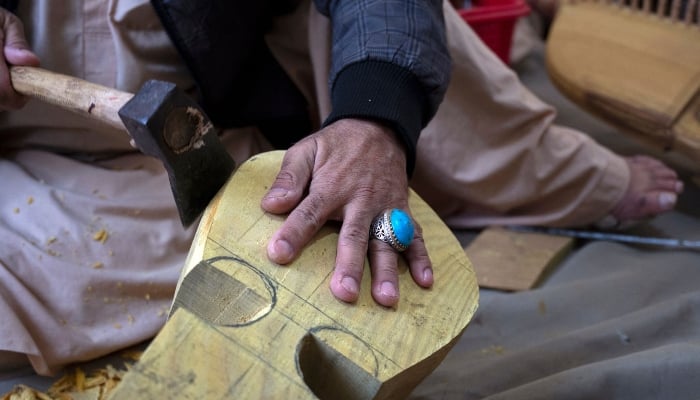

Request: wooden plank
left=546, top=1, right=700, bottom=167
left=465, top=226, right=573, bottom=291
left=108, top=150, right=479, bottom=399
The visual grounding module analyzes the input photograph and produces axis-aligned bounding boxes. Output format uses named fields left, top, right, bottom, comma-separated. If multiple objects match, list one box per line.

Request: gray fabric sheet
left=409, top=46, right=700, bottom=399
left=411, top=214, right=700, bottom=399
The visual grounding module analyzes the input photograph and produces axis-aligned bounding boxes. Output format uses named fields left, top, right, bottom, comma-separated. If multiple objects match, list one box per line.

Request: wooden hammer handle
left=10, top=66, right=134, bottom=131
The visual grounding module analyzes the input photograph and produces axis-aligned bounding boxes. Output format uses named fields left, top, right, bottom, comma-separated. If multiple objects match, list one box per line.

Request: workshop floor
left=409, top=41, right=700, bottom=399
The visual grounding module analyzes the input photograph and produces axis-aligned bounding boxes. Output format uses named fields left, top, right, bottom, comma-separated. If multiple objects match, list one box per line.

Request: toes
left=636, top=190, right=677, bottom=217
left=612, top=155, right=683, bottom=222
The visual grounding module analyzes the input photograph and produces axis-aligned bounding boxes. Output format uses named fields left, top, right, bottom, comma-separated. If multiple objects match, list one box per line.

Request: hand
left=0, top=8, right=40, bottom=111
left=261, top=118, right=433, bottom=307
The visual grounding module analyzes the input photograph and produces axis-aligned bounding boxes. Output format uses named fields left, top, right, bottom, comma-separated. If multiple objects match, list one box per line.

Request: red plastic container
left=458, top=0, right=531, bottom=65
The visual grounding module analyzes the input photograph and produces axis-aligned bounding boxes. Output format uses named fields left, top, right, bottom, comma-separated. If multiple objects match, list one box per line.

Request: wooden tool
left=546, top=0, right=700, bottom=169
left=9, top=66, right=236, bottom=226
left=107, top=151, right=479, bottom=399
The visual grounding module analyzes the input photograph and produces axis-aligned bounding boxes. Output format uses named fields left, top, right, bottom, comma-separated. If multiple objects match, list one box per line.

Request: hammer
left=8, top=66, right=236, bottom=227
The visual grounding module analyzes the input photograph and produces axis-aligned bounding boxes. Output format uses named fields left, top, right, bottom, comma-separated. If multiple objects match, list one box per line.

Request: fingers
left=367, top=239, right=400, bottom=307
left=261, top=148, right=313, bottom=215
left=267, top=192, right=331, bottom=264
left=331, top=213, right=374, bottom=303
left=3, top=15, right=38, bottom=65
left=264, top=142, right=329, bottom=265
left=330, top=211, right=432, bottom=307
left=263, top=119, right=433, bottom=307
left=403, top=225, right=434, bottom=288
left=0, top=10, right=39, bottom=110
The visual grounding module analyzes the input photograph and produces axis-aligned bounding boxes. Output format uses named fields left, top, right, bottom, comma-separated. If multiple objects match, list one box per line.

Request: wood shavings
left=13, top=208, right=19, bottom=214
left=46, top=237, right=57, bottom=245
left=119, top=349, right=143, bottom=362
left=480, top=345, right=506, bottom=355
left=0, top=363, right=132, bottom=400
left=92, top=230, right=108, bottom=244
left=1, top=384, right=53, bottom=400
left=27, top=196, right=34, bottom=205
left=92, top=262, right=104, bottom=269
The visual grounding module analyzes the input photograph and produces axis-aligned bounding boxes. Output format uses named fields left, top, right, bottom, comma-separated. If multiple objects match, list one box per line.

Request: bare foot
left=608, top=155, right=684, bottom=224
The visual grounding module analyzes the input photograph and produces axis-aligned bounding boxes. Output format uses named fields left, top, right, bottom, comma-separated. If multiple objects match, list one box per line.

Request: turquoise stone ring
left=370, top=208, right=415, bottom=252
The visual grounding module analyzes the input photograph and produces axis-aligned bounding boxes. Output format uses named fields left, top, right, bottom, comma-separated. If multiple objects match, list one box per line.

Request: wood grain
left=546, top=1, right=700, bottom=167
left=466, top=226, right=573, bottom=291
left=10, top=66, right=132, bottom=131
left=108, top=151, right=479, bottom=399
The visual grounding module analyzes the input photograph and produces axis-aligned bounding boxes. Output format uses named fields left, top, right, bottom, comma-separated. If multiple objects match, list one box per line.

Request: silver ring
left=369, top=208, right=415, bottom=252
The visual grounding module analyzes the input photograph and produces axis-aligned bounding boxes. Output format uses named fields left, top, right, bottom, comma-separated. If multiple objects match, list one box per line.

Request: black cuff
left=323, top=60, right=429, bottom=176
left=0, top=0, right=19, bottom=12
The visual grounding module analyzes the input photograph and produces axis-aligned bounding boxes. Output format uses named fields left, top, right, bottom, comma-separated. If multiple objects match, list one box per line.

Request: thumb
left=1, top=12, right=39, bottom=66
left=261, top=145, right=315, bottom=215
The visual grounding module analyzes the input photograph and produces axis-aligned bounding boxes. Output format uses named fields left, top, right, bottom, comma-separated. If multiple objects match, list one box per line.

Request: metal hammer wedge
left=9, top=66, right=236, bottom=227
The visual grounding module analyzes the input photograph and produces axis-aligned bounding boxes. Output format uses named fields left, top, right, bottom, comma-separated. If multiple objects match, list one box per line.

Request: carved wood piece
left=108, top=151, right=479, bottom=399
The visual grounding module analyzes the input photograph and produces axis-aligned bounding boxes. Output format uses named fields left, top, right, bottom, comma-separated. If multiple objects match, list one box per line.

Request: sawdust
left=0, top=356, right=141, bottom=400
left=92, top=230, right=108, bottom=244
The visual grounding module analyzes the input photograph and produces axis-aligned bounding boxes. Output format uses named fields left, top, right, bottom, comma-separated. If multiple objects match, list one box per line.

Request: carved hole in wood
left=296, top=327, right=380, bottom=400
left=170, top=256, right=276, bottom=326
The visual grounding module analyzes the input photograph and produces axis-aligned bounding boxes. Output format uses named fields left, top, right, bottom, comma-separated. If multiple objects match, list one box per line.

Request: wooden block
left=465, top=226, right=573, bottom=291
left=546, top=0, right=700, bottom=170
left=108, top=151, right=479, bottom=400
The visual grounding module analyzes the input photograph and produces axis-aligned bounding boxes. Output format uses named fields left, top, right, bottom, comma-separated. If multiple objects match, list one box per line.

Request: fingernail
left=659, top=192, right=677, bottom=209
left=423, top=268, right=433, bottom=283
left=380, top=281, right=398, bottom=299
left=269, top=239, right=294, bottom=263
left=341, top=276, right=359, bottom=295
left=265, top=188, right=288, bottom=199
left=8, top=47, right=30, bottom=55
left=675, top=181, right=684, bottom=193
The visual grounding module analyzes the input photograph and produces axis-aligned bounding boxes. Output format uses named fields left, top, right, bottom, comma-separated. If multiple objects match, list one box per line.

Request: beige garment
left=0, top=0, right=270, bottom=376
left=413, top=2, right=628, bottom=228
left=0, top=0, right=628, bottom=376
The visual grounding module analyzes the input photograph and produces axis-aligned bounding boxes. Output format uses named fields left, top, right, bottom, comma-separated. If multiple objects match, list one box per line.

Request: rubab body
left=546, top=0, right=700, bottom=169
left=107, top=151, right=479, bottom=399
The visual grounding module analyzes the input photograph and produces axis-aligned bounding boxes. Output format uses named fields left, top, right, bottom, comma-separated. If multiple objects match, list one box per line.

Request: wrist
left=323, top=60, right=429, bottom=176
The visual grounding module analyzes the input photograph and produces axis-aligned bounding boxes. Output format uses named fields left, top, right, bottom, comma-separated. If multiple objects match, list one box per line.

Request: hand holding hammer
left=8, top=66, right=236, bottom=227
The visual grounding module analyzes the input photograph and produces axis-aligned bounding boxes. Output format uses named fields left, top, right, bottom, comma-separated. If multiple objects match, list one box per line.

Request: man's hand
left=0, top=8, right=39, bottom=110
left=261, top=118, right=433, bottom=307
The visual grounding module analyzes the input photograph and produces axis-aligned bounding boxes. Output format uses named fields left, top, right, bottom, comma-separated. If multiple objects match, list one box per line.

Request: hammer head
left=119, top=80, right=236, bottom=227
